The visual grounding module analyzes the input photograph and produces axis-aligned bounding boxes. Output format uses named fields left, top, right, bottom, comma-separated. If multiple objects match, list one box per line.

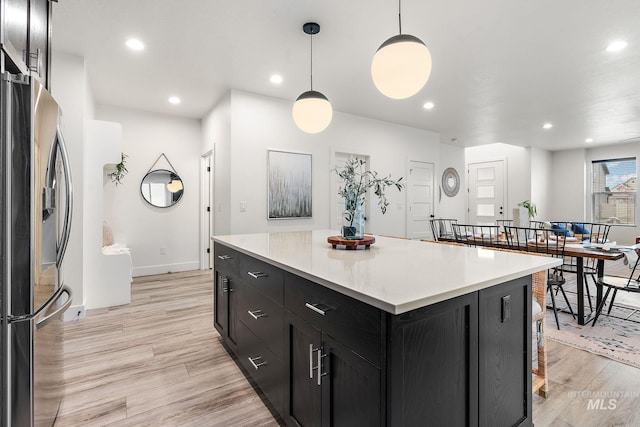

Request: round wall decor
left=442, top=167, right=460, bottom=197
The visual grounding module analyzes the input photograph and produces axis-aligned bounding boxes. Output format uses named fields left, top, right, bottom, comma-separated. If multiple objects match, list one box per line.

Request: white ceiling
left=51, top=0, right=640, bottom=151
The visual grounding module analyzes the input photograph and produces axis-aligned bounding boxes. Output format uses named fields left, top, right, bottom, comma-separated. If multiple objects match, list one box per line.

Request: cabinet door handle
left=305, top=303, right=331, bottom=316
left=248, top=309, right=267, bottom=320
left=309, top=344, right=319, bottom=379
left=248, top=271, right=268, bottom=279
left=217, top=254, right=231, bottom=260
left=317, top=348, right=328, bottom=386
left=220, top=277, right=233, bottom=293
left=248, top=356, right=267, bottom=370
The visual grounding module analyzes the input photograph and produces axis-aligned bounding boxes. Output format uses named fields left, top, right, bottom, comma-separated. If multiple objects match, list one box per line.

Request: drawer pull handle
left=248, top=356, right=267, bottom=370
left=248, top=271, right=268, bottom=279
left=248, top=309, right=267, bottom=320
left=305, top=303, right=331, bottom=316
left=217, top=254, right=231, bottom=260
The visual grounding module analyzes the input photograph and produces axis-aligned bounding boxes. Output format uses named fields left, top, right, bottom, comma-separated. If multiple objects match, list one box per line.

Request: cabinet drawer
left=237, top=321, right=284, bottom=418
left=237, top=281, right=284, bottom=359
left=213, top=243, right=240, bottom=278
left=284, top=273, right=382, bottom=366
left=239, top=255, right=284, bottom=304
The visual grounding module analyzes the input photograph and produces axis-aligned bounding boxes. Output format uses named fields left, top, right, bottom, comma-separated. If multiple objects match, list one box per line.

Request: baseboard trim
left=132, top=261, right=200, bottom=277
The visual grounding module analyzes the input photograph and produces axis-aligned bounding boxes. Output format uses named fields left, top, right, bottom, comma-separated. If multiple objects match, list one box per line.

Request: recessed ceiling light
left=543, top=123, right=553, bottom=129
left=270, top=74, right=283, bottom=84
left=168, top=96, right=181, bottom=105
left=606, top=40, right=628, bottom=52
left=585, top=138, right=594, bottom=143
left=423, top=101, right=435, bottom=110
left=125, top=38, right=145, bottom=51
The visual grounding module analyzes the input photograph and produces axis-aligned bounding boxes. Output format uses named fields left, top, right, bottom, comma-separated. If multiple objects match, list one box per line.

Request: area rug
left=544, top=290, right=640, bottom=369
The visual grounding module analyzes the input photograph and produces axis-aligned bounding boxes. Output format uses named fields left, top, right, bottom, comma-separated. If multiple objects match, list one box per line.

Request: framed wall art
left=268, top=150, right=312, bottom=219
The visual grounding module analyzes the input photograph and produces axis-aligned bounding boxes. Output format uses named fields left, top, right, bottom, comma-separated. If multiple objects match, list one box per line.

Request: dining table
left=434, top=234, right=625, bottom=325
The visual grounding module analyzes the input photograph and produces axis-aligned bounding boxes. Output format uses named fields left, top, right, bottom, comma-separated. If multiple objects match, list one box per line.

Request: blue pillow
left=571, top=223, right=590, bottom=235
left=551, top=223, right=573, bottom=237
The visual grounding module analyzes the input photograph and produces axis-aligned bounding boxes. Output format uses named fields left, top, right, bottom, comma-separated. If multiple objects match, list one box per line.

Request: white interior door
left=200, top=151, right=213, bottom=269
left=331, top=152, right=370, bottom=234
left=467, top=160, right=505, bottom=225
left=406, top=160, right=434, bottom=239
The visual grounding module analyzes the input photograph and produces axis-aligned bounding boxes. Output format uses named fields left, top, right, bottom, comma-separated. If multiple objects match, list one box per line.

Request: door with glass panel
left=467, top=160, right=505, bottom=225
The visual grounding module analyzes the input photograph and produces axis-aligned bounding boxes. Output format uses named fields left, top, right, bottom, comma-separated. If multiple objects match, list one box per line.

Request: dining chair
left=556, top=222, right=612, bottom=311
left=428, top=218, right=458, bottom=241
left=452, top=224, right=501, bottom=248
left=591, top=252, right=640, bottom=326
left=504, top=226, right=574, bottom=329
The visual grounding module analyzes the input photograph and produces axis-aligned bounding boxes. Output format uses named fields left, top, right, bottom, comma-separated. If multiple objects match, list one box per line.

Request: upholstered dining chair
left=591, top=249, right=640, bottom=326
left=504, top=226, right=574, bottom=329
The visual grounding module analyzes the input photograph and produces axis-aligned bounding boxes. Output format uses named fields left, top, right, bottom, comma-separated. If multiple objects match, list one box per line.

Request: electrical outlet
left=160, top=246, right=166, bottom=255
left=240, top=201, right=247, bottom=212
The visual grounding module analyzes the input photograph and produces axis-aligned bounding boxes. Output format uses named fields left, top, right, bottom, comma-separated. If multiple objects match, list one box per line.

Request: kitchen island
left=212, top=230, right=561, bottom=426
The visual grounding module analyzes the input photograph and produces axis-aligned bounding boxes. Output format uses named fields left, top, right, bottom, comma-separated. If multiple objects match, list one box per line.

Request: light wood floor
left=57, top=269, right=640, bottom=426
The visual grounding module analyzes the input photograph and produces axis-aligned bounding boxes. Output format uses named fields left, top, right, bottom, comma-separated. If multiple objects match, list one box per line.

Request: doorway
left=467, top=160, right=506, bottom=225
left=406, top=160, right=434, bottom=239
left=200, top=151, right=213, bottom=269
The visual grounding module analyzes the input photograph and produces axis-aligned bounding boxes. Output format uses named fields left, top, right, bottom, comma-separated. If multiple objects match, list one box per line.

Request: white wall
left=437, top=143, right=466, bottom=220
left=50, top=51, right=91, bottom=309
left=548, top=148, right=586, bottom=222
left=96, top=105, right=202, bottom=276
left=203, top=90, right=444, bottom=237
left=201, top=93, right=231, bottom=235
left=530, top=147, right=553, bottom=220
left=84, top=120, right=131, bottom=309
left=465, top=143, right=531, bottom=221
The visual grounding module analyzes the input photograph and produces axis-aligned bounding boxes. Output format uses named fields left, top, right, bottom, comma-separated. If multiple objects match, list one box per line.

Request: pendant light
left=371, top=0, right=432, bottom=99
left=292, top=22, right=333, bottom=134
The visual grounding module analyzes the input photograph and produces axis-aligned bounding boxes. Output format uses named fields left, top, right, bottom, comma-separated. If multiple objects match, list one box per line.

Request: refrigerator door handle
left=35, top=285, right=72, bottom=330
left=55, top=126, right=73, bottom=267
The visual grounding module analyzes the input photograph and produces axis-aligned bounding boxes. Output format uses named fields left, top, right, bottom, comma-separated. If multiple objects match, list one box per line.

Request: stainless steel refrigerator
left=1, top=72, right=73, bottom=426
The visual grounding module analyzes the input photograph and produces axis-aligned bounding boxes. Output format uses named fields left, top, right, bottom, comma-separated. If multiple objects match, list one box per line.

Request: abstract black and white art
left=268, top=150, right=312, bottom=219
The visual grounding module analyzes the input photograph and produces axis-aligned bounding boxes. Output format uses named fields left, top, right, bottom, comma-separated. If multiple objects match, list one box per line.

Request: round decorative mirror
left=140, top=169, right=184, bottom=208
left=442, top=167, right=460, bottom=197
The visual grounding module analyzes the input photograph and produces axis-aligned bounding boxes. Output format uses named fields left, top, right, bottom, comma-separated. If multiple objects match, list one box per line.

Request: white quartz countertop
left=212, top=230, right=562, bottom=315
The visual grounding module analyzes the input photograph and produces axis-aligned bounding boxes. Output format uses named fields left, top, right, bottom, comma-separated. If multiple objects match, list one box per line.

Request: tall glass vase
left=341, top=196, right=365, bottom=240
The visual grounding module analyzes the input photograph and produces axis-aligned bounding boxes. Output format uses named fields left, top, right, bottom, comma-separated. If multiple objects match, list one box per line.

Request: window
left=592, top=157, right=636, bottom=225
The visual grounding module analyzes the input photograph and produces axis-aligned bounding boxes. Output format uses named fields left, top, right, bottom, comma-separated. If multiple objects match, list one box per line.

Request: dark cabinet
left=213, top=244, right=240, bottom=350
left=387, top=291, right=479, bottom=426
left=1, top=0, right=51, bottom=86
left=284, top=312, right=381, bottom=427
left=213, top=241, right=533, bottom=427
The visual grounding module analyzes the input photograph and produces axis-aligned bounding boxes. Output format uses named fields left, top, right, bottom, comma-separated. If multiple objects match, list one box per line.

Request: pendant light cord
left=310, top=32, right=314, bottom=90
left=398, top=0, right=402, bottom=34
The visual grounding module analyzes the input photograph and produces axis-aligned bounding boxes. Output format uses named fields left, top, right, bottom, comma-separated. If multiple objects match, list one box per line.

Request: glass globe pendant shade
left=292, top=90, right=333, bottom=134
left=371, top=34, right=432, bottom=99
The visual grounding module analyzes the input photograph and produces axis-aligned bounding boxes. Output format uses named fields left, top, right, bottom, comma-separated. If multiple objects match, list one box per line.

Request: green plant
left=108, top=153, right=128, bottom=186
left=520, top=200, right=537, bottom=219
left=332, top=157, right=404, bottom=227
